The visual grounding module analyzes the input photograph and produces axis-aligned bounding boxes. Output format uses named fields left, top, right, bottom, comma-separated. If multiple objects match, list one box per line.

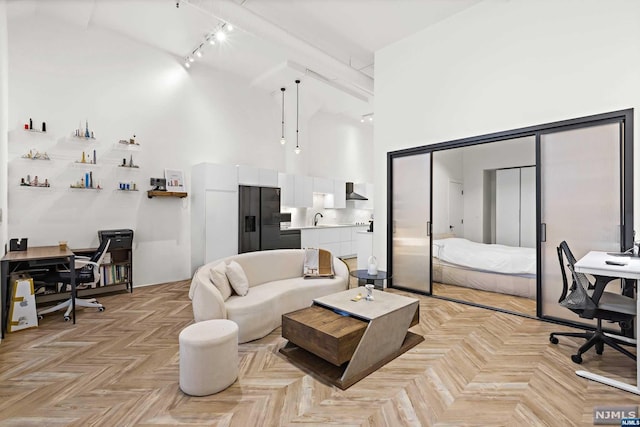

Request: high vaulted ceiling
left=7, top=0, right=483, bottom=120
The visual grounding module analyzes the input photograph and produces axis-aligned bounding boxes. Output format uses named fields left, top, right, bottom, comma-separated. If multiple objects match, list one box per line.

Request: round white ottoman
left=179, top=319, right=239, bottom=396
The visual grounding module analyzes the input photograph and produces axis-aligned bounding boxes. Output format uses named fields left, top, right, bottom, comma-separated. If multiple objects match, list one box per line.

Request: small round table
left=349, top=269, right=391, bottom=290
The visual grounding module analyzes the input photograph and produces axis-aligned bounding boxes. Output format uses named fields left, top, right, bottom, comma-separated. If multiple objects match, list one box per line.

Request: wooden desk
left=1, top=246, right=76, bottom=338
left=574, top=251, right=640, bottom=395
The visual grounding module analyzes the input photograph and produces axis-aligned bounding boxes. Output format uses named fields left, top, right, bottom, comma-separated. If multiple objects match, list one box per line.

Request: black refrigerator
left=238, top=186, right=283, bottom=253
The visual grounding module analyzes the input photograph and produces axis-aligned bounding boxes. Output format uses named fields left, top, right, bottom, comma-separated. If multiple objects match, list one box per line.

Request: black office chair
left=37, top=239, right=111, bottom=321
left=549, top=241, right=636, bottom=364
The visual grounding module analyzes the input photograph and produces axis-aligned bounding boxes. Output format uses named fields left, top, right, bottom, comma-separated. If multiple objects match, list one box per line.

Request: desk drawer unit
left=282, top=305, right=367, bottom=366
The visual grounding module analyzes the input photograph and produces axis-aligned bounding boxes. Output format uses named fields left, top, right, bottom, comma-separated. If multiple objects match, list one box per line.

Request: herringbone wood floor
left=0, top=265, right=637, bottom=426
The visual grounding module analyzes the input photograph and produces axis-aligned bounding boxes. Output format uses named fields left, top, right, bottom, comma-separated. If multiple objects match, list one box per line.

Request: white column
left=0, top=0, right=8, bottom=344
left=0, top=0, right=8, bottom=251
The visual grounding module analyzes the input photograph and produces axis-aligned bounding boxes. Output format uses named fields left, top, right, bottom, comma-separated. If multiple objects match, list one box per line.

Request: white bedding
left=432, top=238, right=536, bottom=276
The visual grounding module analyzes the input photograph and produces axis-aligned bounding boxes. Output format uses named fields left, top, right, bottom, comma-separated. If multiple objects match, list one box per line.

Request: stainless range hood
left=346, top=182, right=368, bottom=200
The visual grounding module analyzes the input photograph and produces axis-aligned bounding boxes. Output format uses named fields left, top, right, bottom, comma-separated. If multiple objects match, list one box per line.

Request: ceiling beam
left=182, top=0, right=374, bottom=97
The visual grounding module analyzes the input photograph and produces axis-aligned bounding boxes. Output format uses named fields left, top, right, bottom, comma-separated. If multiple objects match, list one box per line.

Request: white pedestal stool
left=179, top=319, right=238, bottom=396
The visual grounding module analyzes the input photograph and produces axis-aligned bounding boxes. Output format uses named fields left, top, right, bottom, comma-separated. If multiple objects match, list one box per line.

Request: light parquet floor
left=431, top=282, right=537, bottom=317
left=0, top=272, right=637, bottom=426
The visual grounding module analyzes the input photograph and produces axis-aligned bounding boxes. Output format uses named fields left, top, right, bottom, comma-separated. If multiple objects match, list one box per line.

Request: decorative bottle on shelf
left=85, top=120, right=90, bottom=138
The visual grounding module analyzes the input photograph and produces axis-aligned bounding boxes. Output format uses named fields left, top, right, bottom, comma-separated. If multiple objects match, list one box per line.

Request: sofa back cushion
left=231, top=249, right=305, bottom=287
left=226, top=260, right=250, bottom=296
left=210, top=262, right=232, bottom=300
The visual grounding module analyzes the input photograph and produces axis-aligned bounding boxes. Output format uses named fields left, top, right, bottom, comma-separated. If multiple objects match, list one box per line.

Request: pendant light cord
left=295, top=79, right=300, bottom=151
left=280, top=88, right=285, bottom=141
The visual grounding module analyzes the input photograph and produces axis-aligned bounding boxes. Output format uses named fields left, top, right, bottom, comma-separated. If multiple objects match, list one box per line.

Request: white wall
left=6, top=12, right=372, bottom=286
left=374, top=0, right=640, bottom=268
left=0, top=0, right=7, bottom=253
left=307, top=111, right=374, bottom=183
left=0, top=0, right=7, bottom=343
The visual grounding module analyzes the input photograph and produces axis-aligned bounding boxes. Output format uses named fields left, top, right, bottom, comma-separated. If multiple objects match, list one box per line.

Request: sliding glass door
left=391, top=152, right=431, bottom=293
left=539, top=122, right=624, bottom=323
left=387, top=109, right=632, bottom=326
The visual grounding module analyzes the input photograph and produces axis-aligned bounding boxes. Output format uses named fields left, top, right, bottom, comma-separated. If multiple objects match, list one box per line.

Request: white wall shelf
left=69, top=186, right=102, bottom=191
left=112, top=142, right=141, bottom=151
left=70, top=162, right=101, bottom=169
left=16, top=184, right=54, bottom=191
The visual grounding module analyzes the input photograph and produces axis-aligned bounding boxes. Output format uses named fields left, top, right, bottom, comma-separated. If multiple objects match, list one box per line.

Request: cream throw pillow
left=209, top=262, right=232, bottom=300
left=226, top=260, right=249, bottom=296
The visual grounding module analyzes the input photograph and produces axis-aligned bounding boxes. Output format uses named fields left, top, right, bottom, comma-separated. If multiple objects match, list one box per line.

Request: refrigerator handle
left=244, top=216, right=256, bottom=232
left=427, top=221, right=431, bottom=237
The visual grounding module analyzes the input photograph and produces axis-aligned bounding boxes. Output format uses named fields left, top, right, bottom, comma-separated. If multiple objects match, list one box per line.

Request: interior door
left=539, top=122, right=622, bottom=324
left=391, top=152, right=431, bottom=293
left=448, top=181, right=463, bottom=237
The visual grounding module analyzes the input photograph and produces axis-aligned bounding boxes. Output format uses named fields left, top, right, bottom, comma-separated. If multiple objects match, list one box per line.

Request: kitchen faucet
left=314, top=212, right=324, bottom=226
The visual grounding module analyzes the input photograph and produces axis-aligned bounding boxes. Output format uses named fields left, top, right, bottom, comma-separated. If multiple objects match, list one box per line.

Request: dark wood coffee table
left=280, top=287, right=423, bottom=389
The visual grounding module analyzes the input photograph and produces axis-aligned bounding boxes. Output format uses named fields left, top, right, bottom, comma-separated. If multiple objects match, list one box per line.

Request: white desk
left=574, top=250, right=639, bottom=395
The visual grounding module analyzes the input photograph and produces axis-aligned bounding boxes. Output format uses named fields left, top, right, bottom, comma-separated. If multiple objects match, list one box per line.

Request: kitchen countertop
left=281, top=224, right=370, bottom=230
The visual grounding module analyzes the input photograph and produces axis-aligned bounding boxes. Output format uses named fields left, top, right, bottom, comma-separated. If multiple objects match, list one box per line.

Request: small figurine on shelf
left=74, top=119, right=95, bottom=139
left=20, top=175, right=51, bottom=187
left=130, top=134, right=136, bottom=144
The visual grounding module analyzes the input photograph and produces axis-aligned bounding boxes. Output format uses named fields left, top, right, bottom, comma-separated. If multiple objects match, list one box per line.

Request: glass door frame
left=386, top=108, right=633, bottom=327
left=387, top=151, right=433, bottom=295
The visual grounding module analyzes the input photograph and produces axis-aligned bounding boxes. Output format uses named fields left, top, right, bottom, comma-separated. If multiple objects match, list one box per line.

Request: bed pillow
left=226, top=260, right=249, bottom=296
left=209, top=262, right=232, bottom=300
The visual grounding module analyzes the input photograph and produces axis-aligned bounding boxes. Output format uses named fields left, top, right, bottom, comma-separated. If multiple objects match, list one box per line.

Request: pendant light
left=279, top=88, right=286, bottom=145
left=295, top=79, right=301, bottom=154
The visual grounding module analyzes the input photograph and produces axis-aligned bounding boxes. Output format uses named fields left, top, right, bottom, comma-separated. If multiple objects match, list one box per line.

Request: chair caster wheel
left=549, top=336, right=559, bottom=344
left=99, top=307, right=105, bottom=312
left=64, top=316, right=71, bottom=322
left=571, top=354, right=583, bottom=364
left=38, top=315, right=43, bottom=320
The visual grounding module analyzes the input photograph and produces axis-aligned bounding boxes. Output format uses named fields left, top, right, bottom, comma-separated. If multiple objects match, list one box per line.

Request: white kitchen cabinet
left=333, top=179, right=346, bottom=209
left=237, top=165, right=278, bottom=187
left=318, top=227, right=341, bottom=244
left=356, top=231, right=373, bottom=270
left=278, top=173, right=294, bottom=206
left=279, top=173, right=313, bottom=208
left=295, top=175, right=313, bottom=207
left=191, top=163, right=239, bottom=273
left=300, top=226, right=373, bottom=258
left=313, top=177, right=333, bottom=194
left=301, top=228, right=319, bottom=249
left=259, top=168, right=279, bottom=187
left=324, top=179, right=346, bottom=209
left=339, top=227, right=352, bottom=255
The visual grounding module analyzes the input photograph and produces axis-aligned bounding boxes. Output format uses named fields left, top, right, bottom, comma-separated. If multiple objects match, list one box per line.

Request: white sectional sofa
left=189, top=249, right=349, bottom=343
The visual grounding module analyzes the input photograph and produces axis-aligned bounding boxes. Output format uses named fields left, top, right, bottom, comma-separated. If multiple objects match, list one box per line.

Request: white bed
left=432, top=237, right=537, bottom=299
